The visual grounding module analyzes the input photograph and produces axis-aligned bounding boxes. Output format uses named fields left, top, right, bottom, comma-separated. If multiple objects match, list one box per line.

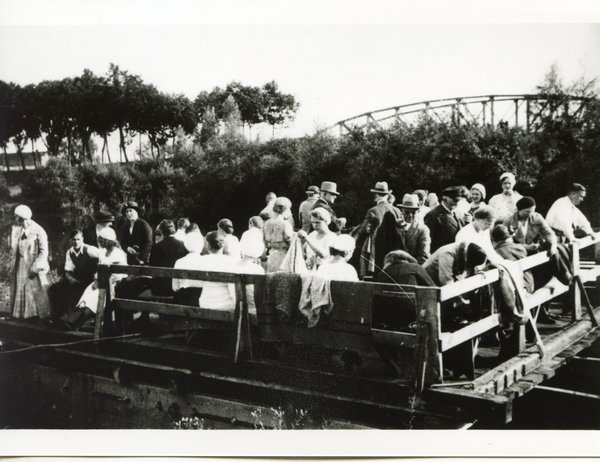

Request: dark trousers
left=110, top=277, right=152, bottom=333
left=48, top=278, right=90, bottom=318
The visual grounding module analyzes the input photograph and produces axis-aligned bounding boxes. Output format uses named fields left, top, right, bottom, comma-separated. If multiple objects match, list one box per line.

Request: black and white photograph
left=1, top=0, right=600, bottom=456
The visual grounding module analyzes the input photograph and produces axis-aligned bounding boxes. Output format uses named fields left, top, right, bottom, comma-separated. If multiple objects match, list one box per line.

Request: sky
left=1, top=1, right=600, bottom=145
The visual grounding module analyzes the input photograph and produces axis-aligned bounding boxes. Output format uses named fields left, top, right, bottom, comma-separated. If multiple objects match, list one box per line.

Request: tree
left=261, top=81, right=299, bottom=136
left=222, top=94, right=242, bottom=135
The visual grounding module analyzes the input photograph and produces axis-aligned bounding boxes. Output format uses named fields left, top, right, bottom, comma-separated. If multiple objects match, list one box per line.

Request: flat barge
left=1, top=237, right=599, bottom=429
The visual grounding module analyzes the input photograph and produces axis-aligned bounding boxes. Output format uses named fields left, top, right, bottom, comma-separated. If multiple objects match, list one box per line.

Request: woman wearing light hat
left=488, top=173, right=522, bottom=220
left=316, top=234, right=359, bottom=281
left=468, top=183, right=486, bottom=215
left=9, top=205, right=50, bottom=319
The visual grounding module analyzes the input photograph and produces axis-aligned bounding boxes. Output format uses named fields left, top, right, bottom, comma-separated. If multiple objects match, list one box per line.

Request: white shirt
left=317, top=260, right=359, bottom=281
left=196, top=254, right=237, bottom=310
left=546, top=196, right=593, bottom=240
left=172, top=252, right=205, bottom=291
left=455, top=223, right=503, bottom=263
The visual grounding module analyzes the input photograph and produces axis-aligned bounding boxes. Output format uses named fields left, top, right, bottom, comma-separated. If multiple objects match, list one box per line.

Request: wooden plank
left=520, top=372, right=546, bottom=386
left=440, top=314, right=501, bottom=352
left=113, top=299, right=236, bottom=322
left=523, top=280, right=569, bottom=311
left=414, top=287, right=443, bottom=385
left=55, top=347, right=192, bottom=374
left=570, top=241, right=582, bottom=321
left=372, top=329, right=416, bottom=347
left=104, top=264, right=258, bottom=283
left=440, top=269, right=500, bottom=301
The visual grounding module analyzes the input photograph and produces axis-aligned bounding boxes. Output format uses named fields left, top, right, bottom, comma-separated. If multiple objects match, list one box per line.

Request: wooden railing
left=94, top=236, right=599, bottom=392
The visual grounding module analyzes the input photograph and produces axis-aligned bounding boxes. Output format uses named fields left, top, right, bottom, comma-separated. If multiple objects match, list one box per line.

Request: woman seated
left=217, top=219, right=241, bottom=261
left=172, top=231, right=205, bottom=306
left=235, top=232, right=266, bottom=314
left=317, top=235, right=359, bottom=281
left=59, top=227, right=127, bottom=330
left=240, top=216, right=265, bottom=266
left=297, top=208, right=337, bottom=271
left=195, top=231, right=236, bottom=310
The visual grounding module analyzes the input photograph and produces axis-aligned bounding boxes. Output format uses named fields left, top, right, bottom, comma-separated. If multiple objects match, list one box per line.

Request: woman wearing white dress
left=488, top=172, right=522, bottom=220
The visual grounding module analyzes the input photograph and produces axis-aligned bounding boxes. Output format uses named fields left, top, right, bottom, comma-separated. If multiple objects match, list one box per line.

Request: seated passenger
left=240, top=216, right=264, bottom=266
left=196, top=231, right=236, bottom=310
left=297, top=207, right=336, bottom=271
left=149, top=219, right=188, bottom=297
left=49, top=229, right=99, bottom=319
left=82, top=211, right=115, bottom=248
left=317, top=235, right=359, bottom=281
left=374, top=250, right=436, bottom=287
left=172, top=231, right=205, bottom=306
left=423, top=242, right=488, bottom=287
left=59, top=228, right=127, bottom=330
left=218, top=219, right=241, bottom=261
left=174, top=217, right=190, bottom=241
left=235, top=232, right=266, bottom=314
left=503, top=196, right=557, bottom=256
left=455, top=205, right=503, bottom=263
left=491, top=224, right=534, bottom=294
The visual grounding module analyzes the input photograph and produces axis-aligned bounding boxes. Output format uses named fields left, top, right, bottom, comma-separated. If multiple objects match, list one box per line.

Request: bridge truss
left=331, top=94, right=590, bottom=136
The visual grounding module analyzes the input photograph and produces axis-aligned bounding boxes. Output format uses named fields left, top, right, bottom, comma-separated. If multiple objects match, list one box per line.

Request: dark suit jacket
left=82, top=225, right=99, bottom=248
left=118, top=218, right=153, bottom=266
left=361, top=201, right=402, bottom=234
left=149, top=236, right=188, bottom=295
left=405, top=221, right=431, bottom=265
left=424, top=205, right=465, bottom=253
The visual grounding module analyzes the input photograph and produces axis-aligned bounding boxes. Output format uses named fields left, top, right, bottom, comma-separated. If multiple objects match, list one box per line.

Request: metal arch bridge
left=330, top=94, right=590, bottom=135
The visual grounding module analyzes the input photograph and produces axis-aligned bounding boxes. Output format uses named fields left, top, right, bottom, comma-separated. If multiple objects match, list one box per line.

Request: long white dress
left=77, top=247, right=127, bottom=313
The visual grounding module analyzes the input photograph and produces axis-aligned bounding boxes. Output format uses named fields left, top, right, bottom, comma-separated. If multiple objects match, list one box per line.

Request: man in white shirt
left=546, top=183, right=596, bottom=242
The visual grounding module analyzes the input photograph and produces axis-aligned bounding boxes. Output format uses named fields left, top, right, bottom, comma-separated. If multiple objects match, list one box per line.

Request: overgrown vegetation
left=0, top=66, right=598, bottom=281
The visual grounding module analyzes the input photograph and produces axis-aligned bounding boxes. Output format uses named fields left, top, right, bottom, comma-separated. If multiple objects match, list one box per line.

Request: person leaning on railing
left=546, top=183, right=598, bottom=243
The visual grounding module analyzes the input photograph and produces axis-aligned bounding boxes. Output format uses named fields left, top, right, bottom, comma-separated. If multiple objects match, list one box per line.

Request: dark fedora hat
left=122, top=201, right=141, bottom=215
left=95, top=210, right=115, bottom=223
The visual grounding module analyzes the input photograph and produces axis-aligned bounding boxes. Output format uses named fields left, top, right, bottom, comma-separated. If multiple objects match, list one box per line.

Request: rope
left=0, top=332, right=142, bottom=355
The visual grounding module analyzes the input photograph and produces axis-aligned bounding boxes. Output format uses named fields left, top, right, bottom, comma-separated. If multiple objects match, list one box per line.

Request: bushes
left=1, top=108, right=598, bottom=279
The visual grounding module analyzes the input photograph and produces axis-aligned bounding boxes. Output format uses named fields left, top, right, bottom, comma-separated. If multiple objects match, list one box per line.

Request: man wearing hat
left=359, top=182, right=401, bottom=236
left=298, top=185, right=320, bottom=232
left=424, top=186, right=470, bottom=253
left=118, top=201, right=153, bottom=266
left=503, top=196, right=557, bottom=255
left=354, top=182, right=402, bottom=277
left=83, top=210, right=115, bottom=248
left=397, top=193, right=431, bottom=264
left=311, top=181, right=345, bottom=233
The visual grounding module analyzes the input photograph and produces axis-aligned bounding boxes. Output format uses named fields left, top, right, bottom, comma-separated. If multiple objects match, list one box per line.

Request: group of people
left=6, top=174, right=596, bottom=334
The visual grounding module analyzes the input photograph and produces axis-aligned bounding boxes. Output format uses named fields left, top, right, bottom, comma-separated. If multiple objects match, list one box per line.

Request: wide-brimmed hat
left=95, top=210, right=115, bottom=223
left=397, top=193, right=420, bottom=210
left=306, top=185, right=320, bottom=195
left=122, top=201, right=141, bottom=215
left=320, top=181, right=340, bottom=196
left=370, top=182, right=392, bottom=195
